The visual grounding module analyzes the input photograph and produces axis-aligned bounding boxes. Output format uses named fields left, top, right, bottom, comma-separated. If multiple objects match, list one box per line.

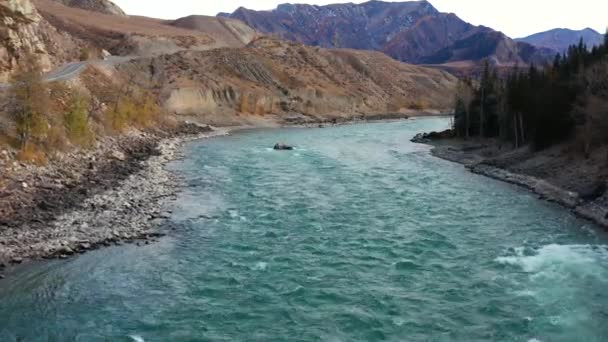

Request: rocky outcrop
left=411, top=129, right=454, bottom=143
left=0, top=0, right=79, bottom=81
left=221, top=1, right=552, bottom=66
left=0, top=0, right=49, bottom=79
left=51, top=0, right=126, bottom=16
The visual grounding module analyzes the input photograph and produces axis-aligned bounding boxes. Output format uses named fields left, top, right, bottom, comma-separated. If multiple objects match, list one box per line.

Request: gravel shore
left=0, top=124, right=229, bottom=273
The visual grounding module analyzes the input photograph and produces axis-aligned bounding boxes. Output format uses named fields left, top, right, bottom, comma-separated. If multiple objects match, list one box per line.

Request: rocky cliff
left=0, top=0, right=79, bottom=81
left=220, top=1, right=552, bottom=66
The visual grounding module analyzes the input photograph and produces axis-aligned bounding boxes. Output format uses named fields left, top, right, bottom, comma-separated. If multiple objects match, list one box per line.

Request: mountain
left=516, top=28, right=604, bottom=53
left=52, top=0, right=126, bottom=16
left=121, top=37, right=457, bottom=126
left=220, top=0, right=552, bottom=66
left=1, top=0, right=456, bottom=123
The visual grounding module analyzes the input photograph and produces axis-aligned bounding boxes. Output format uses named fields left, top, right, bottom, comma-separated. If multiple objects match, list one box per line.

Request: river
left=1, top=117, right=607, bottom=341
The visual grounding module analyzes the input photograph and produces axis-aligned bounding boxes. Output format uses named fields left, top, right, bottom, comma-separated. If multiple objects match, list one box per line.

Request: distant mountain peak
left=517, top=27, right=604, bottom=53
left=220, top=0, right=549, bottom=67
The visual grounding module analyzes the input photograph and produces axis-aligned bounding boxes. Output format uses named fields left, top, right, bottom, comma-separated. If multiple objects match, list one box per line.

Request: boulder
left=273, top=143, right=294, bottom=151
left=579, top=180, right=607, bottom=201
left=56, top=246, right=74, bottom=255
left=411, top=129, right=454, bottom=143
left=109, top=150, right=127, bottom=161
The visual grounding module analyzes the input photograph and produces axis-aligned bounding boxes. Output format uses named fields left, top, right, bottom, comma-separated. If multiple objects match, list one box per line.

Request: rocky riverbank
left=0, top=123, right=229, bottom=276
left=413, top=132, right=608, bottom=229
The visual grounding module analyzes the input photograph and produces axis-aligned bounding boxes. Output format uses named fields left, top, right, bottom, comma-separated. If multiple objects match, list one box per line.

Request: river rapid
left=1, top=118, right=607, bottom=341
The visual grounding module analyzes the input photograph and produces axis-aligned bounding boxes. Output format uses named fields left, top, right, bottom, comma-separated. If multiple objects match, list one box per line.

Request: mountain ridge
left=220, top=0, right=553, bottom=66
left=516, top=28, right=604, bottom=53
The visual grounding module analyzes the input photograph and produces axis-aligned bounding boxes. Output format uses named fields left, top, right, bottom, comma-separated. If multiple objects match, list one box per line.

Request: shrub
left=46, top=126, right=69, bottom=153
left=17, top=143, right=47, bottom=165
left=104, top=91, right=161, bottom=132
left=64, top=93, right=94, bottom=146
left=408, top=99, right=427, bottom=111
left=79, top=47, right=92, bottom=61
left=133, top=93, right=161, bottom=127
left=105, top=98, right=133, bottom=132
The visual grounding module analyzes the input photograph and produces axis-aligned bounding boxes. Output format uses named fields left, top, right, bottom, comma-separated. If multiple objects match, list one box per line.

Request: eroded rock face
left=52, top=0, right=126, bottom=16
left=2, top=0, right=38, bottom=20
left=0, top=0, right=50, bottom=80
left=119, top=37, right=457, bottom=126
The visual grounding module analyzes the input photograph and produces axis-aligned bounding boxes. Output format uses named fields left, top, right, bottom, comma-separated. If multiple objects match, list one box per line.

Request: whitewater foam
left=496, top=244, right=608, bottom=275
left=253, top=262, right=268, bottom=271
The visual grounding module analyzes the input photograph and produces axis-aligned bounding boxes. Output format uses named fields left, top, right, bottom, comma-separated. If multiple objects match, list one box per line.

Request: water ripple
left=1, top=119, right=608, bottom=341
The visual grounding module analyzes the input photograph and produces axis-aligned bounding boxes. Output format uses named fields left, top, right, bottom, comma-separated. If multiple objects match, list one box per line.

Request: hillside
left=120, top=38, right=457, bottom=126
left=169, top=15, right=257, bottom=47
left=31, top=0, right=254, bottom=57
left=517, top=28, right=604, bottom=53
left=51, top=0, right=126, bottom=16
left=220, top=1, right=552, bottom=66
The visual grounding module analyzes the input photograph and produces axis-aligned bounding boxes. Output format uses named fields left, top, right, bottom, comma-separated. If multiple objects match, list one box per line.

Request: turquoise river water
left=1, top=118, right=608, bottom=341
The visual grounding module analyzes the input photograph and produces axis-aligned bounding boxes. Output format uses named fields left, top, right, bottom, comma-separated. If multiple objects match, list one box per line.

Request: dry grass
left=17, top=143, right=47, bottom=165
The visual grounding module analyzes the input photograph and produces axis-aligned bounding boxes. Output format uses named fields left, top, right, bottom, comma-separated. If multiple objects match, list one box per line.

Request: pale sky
left=113, top=0, right=608, bottom=38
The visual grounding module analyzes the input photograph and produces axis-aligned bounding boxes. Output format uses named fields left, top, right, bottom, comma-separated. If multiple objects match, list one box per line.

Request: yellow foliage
left=134, top=93, right=161, bottom=127
left=105, top=91, right=162, bottom=132
left=9, top=54, right=50, bottom=147
left=408, top=99, right=427, bottom=111
left=105, top=99, right=131, bottom=132
left=64, top=93, right=95, bottom=147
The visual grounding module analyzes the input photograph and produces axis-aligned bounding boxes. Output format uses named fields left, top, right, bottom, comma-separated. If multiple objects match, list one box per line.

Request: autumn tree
left=64, top=92, right=94, bottom=146
left=9, top=53, right=49, bottom=148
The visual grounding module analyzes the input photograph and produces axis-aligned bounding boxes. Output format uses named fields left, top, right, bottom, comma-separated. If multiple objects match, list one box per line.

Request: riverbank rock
left=0, top=123, right=227, bottom=269
left=411, top=129, right=454, bottom=143
left=109, top=150, right=127, bottom=161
